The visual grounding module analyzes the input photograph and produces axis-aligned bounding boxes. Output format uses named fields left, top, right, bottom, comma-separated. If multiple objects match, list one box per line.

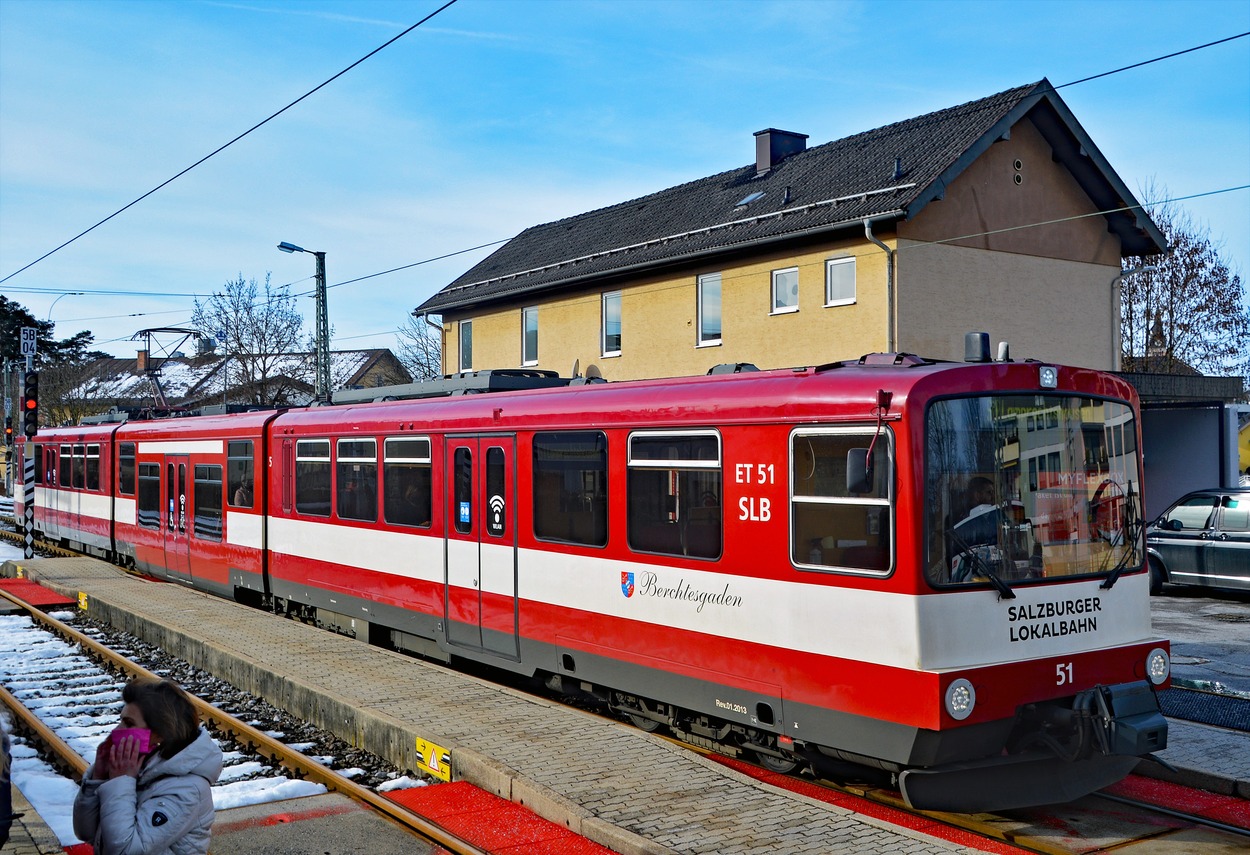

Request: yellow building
left=418, top=80, right=1166, bottom=380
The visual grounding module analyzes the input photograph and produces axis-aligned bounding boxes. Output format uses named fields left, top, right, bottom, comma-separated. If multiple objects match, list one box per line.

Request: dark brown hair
left=122, top=678, right=199, bottom=759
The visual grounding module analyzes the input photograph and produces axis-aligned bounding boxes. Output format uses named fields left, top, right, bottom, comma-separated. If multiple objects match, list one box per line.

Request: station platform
left=4, top=555, right=1247, bottom=854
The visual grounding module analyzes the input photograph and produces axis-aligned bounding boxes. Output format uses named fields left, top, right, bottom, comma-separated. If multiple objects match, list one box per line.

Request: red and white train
left=15, top=345, right=1170, bottom=812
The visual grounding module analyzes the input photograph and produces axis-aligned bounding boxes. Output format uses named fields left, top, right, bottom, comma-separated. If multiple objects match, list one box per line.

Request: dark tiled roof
left=419, top=80, right=1164, bottom=315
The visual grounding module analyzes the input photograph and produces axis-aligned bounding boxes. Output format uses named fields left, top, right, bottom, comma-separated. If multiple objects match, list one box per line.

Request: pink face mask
left=110, top=727, right=153, bottom=754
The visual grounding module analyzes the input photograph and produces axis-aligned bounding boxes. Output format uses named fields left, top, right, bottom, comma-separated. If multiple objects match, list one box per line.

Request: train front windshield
left=925, top=395, right=1143, bottom=587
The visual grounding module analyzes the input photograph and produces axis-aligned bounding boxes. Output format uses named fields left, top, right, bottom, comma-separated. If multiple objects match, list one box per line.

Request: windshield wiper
left=947, top=527, right=1016, bottom=599
left=1099, top=519, right=1143, bottom=590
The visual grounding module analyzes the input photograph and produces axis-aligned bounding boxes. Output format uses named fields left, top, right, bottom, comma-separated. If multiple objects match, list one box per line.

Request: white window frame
left=601, top=291, right=622, bottom=357
left=458, top=320, right=473, bottom=371
left=771, top=266, right=799, bottom=315
left=825, top=256, right=856, bottom=307
left=697, top=273, right=722, bottom=347
left=521, top=307, right=538, bottom=366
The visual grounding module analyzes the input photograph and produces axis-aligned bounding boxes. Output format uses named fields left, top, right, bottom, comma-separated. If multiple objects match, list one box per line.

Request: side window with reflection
left=227, top=440, right=254, bottom=508
left=193, top=464, right=223, bottom=541
left=137, top=463, right=161, bottom=529
left=1162, top=496, right=1217, bottom=532
left=384, top=437, right=432, bottom=528
left=295, top=440, right=331, bottom=517
left=627, top=431, right=721, bottom=559
left=337, top=438, right=378, bottom=522
left=118, top=442, right=136, bottom=496
left=533, top=431, right=608, bottom=546
left=791, top=430, right=891, bottom=572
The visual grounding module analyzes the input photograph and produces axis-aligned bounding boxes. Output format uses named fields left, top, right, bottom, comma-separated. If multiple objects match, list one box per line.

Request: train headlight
left=1146, top=648, right=1170, bottom=686
left=945, top=678, right=976, bottom=721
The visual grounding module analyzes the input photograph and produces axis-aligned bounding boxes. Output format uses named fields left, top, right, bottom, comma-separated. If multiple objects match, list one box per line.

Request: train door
left=163, top=456, right=192, bottom=581
left=444, top=435, right=518, bottom=659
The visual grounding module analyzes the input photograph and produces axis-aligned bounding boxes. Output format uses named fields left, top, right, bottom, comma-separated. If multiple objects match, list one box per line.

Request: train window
left=59, top=444, right=71, bottom=488
left=137, top=463, right=161, bottom=529
left=118, top=443, right=136, bottom=496
left=85, top=444, right=101, bottom=491
left=295, top=439, right=331, bottom=517
left=336, top=438, right=377, bottom=522
left=72, top=444, right=86, bottom=489
left=486, top=447, right=506, bottom=537
left=533, top=431, right=608, bottom=547
left=33, top=445, right=43, bottom=485
left=454, top=447, right=472, bottom=533
left=43, top=446, right=56, bottom=485
left=627, top=431, right=721, bottom=559
left=227, top=441, right=254, bottom=508
left=193, top=464, right=223, bottom=541
left=791, top=429, right=892, bottom=574
left=383, top=437, right=432, bottom=528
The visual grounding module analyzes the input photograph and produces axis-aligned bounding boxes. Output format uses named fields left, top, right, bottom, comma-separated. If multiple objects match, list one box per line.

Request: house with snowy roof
left=417, top=80, right=1166, bottom=380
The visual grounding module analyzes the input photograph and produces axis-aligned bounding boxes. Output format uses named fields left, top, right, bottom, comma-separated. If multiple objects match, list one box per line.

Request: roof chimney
left=136, top=350, right=148, bottom=372
left=754, top=128, right=808, bottom=176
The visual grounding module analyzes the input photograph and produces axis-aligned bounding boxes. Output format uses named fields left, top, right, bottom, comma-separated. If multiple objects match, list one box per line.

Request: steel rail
left=0, top=683, right=90, bottom=779
left=0, top=585, right=492, bottom=855
left=1091, top=790, right=1250, bottom=839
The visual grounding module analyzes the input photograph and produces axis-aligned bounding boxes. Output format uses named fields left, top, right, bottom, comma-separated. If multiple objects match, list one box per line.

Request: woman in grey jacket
left=74, top=678, right=222, bottom=855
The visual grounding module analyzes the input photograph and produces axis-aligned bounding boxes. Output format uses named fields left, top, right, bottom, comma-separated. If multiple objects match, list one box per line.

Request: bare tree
left=396, top=313, right=443, bottom=381
left=1121, top=183, right=1249, bottom=381
left=192, top=274, right=307, bottom=406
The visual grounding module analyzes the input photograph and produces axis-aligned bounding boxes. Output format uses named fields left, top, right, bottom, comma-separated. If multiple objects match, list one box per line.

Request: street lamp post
left=277, top=241, right=330, bottom=404
left=1111, top=265, right=1157, bottom=372
left=47, top=291, right=85, bottom=321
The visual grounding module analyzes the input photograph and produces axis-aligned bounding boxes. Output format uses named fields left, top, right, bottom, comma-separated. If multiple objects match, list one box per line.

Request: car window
left=1218, top=498, right=1249, bottom=533
left=1161, top=496, right=1217, bottom=531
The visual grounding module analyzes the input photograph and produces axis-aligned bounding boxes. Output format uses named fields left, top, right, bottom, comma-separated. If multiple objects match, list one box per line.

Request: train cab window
left=193, top=464, right=223, bottom=541
left=295, top=439, right=332, bottom=517
left=227, top=441, right=254, bottom=508
left=85, top=444, right=101, bottom=491
left=627, top=431, right=721, bottom=559
left=336, top=438, right=377, bottom=522
left=533, top=431, right=608, bottom=547
left=383, top=437, right=432, bottom=528
left=59, top=444, right=71, bottom=488
left=791, top=429, right=892, bottom=573
left=118, top=442, right=136, bottom=496
left=137, top=463, right=161, bottom=529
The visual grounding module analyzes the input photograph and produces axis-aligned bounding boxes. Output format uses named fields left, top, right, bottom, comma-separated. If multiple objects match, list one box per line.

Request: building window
left=533, top=431, right=608, bottom=546
left=295, top=439, right=331, bottom=517
left=383, top=437, right=432, bottom=528
left=697, top=273, right=721, bottom=346
left=627, top=430, right=721, bottom=559
left=771, top=267, right=799, bottom=314
left=602, top=292, right=622, bottom=357
left=521, top=307, right=539, bottom=366
left=825, top=256, right=856, bottom=306
left=459, top=320, right=473, bottom=371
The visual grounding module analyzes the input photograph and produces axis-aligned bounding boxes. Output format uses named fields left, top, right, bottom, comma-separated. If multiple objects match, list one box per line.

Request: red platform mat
left=0, top=578, right=78, bottom=608
left=386, top=781, right=618, bottom=854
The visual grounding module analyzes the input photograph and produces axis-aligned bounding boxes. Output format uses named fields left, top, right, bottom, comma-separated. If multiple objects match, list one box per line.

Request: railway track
left=6, top=519, right=1248, bottom=854
left=0, top=583, right=491, bottom=855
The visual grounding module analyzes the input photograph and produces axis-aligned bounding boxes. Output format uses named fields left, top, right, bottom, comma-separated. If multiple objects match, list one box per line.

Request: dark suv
left=1146, top=487, right=1250, bottom=594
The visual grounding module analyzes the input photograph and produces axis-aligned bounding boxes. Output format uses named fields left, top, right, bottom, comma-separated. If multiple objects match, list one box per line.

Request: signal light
left=4, top=416, right=12, bottom=446
left=22, top=370, right=39, bottom=438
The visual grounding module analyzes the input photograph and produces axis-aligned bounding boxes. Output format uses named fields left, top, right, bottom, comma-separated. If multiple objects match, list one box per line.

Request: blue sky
left=1, top=0, right=1247, bottom=360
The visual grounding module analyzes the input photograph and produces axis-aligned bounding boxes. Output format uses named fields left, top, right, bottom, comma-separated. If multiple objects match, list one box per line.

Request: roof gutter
left=863, top=217, right=896, bottom=353
left=422, top=209, right=908, bottom=315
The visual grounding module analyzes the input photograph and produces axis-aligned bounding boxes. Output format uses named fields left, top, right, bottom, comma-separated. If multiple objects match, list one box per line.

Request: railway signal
left=4, top=416, right=12, bottom=446
left=22, top=370, right=39, bottom=438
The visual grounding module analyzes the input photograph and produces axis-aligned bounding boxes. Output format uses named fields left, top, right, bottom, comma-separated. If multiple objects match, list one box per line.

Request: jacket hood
left=139, top=728, right=222, bottom=787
